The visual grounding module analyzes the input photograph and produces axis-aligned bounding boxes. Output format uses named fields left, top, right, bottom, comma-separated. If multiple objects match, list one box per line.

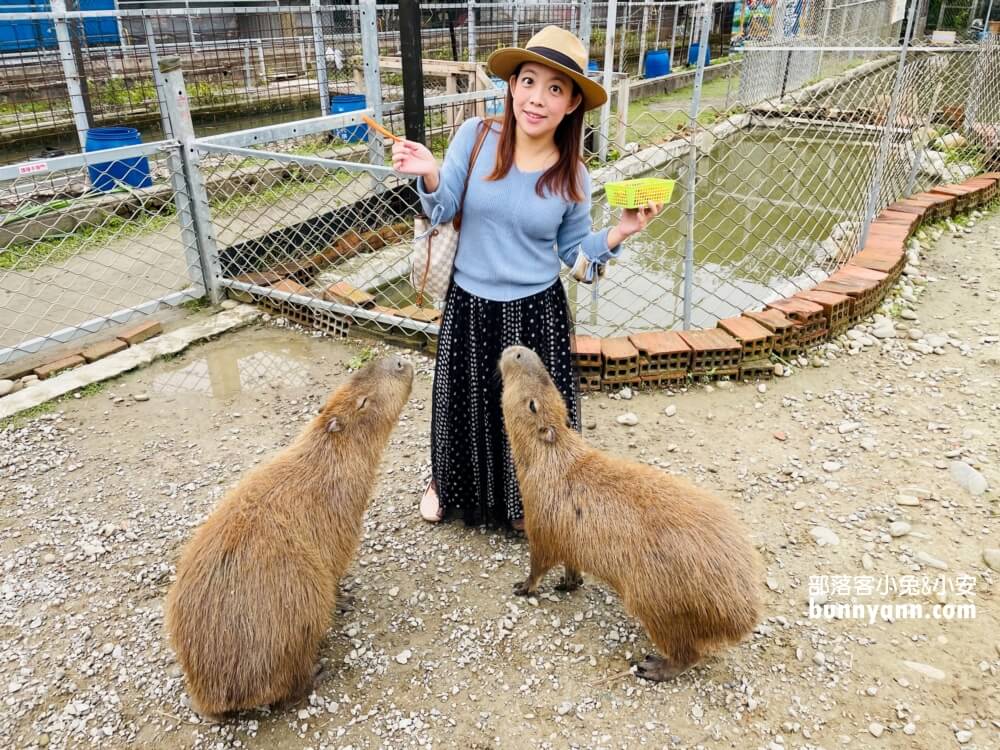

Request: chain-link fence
left=1, top=2, right=748, bottom=165
left=3, top=0, right=1000, bottom=376
left=0, top=137, right=204, bottom=365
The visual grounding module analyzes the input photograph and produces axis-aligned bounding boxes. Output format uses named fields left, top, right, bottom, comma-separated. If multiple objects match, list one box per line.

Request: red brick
left=601, top=337, right=641, bottom=386
left=628, top=331, right=691, bottom=384
left=322, top=281, right=375, bottom=308
left=677, top=329, right=741, bottom=376
left=396, top=304, right=441, bottom=323
left=794, top=289, right=853, bottom=334
left=743, top=308, right=799, bottom=354
left=570, top=334, right=603, bottom=358
left=717, top=316, right=774, bottom=360
left=34, top=354, right=85, bottom=380
left=116, top=320, right=163, bottom=346
left=81, top=338, right=128, bottom=363
left=765, top=297, right=828, bottom=346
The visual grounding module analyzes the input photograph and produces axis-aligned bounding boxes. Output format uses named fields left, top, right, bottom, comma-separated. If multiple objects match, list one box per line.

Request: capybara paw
left=513, top=579, right=535, bottom=596
left=555, top=573, right=583, bottom=592
left=635, top=654, right=690, bottom=682
left=313, top=662, right=332, bottom=686
left=336, top=592, right=356, bottom=613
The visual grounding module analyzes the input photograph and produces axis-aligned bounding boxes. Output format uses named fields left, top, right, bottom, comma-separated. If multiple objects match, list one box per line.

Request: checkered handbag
left=411, top=121, right=490, bottom=307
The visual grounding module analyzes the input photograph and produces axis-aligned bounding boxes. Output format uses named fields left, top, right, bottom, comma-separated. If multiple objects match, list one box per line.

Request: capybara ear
left=326, top=416, right=342, bottom=433
left=540, top=426, right=556, bottom=443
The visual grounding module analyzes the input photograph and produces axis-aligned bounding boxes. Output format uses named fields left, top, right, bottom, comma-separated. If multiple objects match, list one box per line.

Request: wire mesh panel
left=0, top=140, right=203, bottom=365
left=192, top=119, right=441, bottom=346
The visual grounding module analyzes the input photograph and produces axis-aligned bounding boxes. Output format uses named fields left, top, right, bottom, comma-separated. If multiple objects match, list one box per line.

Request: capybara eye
left=529, top=399, right=538, bottom=414
left=356, top=396, right=369, bottom=411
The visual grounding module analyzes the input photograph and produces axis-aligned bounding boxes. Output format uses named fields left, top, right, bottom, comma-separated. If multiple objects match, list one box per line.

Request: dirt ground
left=1, top=208, right=999, bottom=750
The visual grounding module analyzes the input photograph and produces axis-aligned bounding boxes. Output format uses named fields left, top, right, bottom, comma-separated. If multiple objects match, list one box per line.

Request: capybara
left=499, top=345, right=761, bottom=681
left=164, top=355, right=413, bottom=716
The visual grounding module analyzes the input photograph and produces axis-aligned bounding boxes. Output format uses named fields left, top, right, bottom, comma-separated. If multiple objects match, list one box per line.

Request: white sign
left=892, top=0, right=907, bottom=24
left=18, top=162, right=47, bottom=175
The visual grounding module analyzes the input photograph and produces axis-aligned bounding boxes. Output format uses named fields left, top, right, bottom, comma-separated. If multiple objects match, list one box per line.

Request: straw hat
left=487, top=26, right=608, bottom=111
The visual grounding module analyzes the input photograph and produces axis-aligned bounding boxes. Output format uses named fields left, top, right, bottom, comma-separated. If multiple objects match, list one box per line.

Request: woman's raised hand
left=391, top=139, right=438, bottom=179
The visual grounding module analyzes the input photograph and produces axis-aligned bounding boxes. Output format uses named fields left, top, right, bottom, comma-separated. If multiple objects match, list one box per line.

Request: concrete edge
left=0, top=304, right=261, bottom=421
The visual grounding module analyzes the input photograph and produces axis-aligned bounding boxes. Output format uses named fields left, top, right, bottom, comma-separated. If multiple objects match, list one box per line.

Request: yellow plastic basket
left=604, top=178, right=675, bottom=209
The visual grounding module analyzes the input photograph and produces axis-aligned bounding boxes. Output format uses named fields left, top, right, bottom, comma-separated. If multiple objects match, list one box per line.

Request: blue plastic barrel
left=644, top=49, right=670, bottom=78
left=331, top=94, right=368, bottom=143
left=587, top=60, right=600, bottom=72
left=687, top=42, right=711, bottom=67
left=85, top=127, right=153, bottom=192
left=0, top=0, right=40, bottom=52
left=486, top=76, right=506, bottom=116
left=80, top=0, right=120, bottom=45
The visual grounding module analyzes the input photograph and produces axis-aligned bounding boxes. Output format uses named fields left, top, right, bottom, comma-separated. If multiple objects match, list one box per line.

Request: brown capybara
left=499, top=345, right=761, bottom=681
left=164, top=355, right=413, bottom=716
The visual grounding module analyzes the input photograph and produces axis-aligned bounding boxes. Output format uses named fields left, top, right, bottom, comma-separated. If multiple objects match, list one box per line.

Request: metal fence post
left=578, top=0, right=592, bottom=50
left=614, top=75, right=630, bottom=151
left=359, top=0, right=385, bottom=168
left=468, top=0, right=477, bottom=62
left=51, top=0, right=89, bottom=149
left=816, top=0, right=833, bottom=79
left=513, top=0, right=519, bottom=47
left=682, top=0, right=714, bottom=329
left=159, top=56, right=222, bottom=304
left=243, top=44, right=254, bottom=92
left=638, top=0, right=650, bottom=78
left=599, top=0, right=618, bottom=162
left=860, top=0, right=918, bottom=250
left=670, top=4, right=679, bottom=72
left=618, top=1, right=629, bottom=74
left=906, top=67, right=945, bottom=194
left=143, top=17, right=171, bottom=138
left=310, top=0, right=329, bottom=117
left=400, top=0, right=426, bottom=144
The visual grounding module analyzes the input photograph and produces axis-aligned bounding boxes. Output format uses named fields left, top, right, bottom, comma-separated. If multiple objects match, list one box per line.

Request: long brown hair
left=485, top=64, right=586, bottom=203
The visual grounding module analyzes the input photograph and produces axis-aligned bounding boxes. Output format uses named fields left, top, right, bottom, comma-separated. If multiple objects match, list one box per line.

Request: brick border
left=556, top=173, right=995, bottom=391
left=1, top=321, right=165, bottom=390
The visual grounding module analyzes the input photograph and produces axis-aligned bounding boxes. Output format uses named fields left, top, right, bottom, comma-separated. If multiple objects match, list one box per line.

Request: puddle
left=151, top=334, right=315, bottom=399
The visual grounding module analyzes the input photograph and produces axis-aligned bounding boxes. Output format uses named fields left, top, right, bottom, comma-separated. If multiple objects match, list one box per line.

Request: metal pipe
left=682, top=0, right=714, bottom=329
left=310, top=0, right=329, bottom=118
left=160, top=56, right=223, bottom=303
left=599, top=0, right=618, bottom=162
left=859, top=0, right=918, bottom=249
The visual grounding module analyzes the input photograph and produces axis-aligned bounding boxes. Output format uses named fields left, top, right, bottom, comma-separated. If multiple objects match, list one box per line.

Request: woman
left=392, top=26, right=662, bottom=529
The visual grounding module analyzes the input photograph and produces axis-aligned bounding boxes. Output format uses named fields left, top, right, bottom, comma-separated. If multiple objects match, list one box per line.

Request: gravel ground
left=2, top=209, right=999, bottom=750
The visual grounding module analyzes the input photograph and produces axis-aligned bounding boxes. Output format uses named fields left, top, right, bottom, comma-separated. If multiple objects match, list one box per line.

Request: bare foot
left=511, top=517, right=525, bottom=532
left=419, top=480, right=444, bottom=523
left=634, top=654, right=693, bottom=682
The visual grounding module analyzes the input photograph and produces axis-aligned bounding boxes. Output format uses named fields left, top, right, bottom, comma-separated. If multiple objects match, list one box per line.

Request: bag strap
left=452, top=119, right=491, bottom=232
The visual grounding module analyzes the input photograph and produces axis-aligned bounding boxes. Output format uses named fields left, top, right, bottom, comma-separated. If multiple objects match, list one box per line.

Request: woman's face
left=509, top=62, right=582, bottom=140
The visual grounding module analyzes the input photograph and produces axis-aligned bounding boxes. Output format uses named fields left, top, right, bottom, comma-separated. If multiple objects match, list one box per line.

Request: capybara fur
left=164, top=355, right=413, bottom=716
left=499, top=345, right=761, bottom=681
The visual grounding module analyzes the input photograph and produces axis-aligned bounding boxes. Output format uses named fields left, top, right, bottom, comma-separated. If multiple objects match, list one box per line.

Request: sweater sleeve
left=555, top=167, right=622, bottom=275
left=415, top=117, right=482, bottom=226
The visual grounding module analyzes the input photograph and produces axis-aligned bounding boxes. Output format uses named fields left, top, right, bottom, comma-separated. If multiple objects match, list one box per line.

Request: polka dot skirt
left=431, top=280, right=581, bottom=528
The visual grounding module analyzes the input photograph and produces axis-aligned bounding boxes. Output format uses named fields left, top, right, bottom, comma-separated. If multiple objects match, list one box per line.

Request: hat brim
left=487, top=48, right=608, bottom=111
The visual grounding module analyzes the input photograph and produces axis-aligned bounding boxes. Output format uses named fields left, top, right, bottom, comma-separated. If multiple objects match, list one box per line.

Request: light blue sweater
left=416, top=117, right=620, bottom=302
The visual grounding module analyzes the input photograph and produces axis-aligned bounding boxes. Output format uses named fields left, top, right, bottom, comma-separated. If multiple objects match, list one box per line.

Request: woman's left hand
left=618, top=200, right=663, bottom=238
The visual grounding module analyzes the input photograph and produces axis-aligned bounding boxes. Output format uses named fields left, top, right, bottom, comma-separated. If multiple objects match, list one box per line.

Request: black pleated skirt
left=431, top=280, right=580, bottom=528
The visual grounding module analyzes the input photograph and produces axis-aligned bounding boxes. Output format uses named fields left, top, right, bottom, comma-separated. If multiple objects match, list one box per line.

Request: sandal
left=419, top=480, right=444, bottom=523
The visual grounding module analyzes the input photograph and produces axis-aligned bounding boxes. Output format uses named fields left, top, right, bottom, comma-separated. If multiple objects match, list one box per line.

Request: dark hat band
left=525, top=46, right=584, bottom=75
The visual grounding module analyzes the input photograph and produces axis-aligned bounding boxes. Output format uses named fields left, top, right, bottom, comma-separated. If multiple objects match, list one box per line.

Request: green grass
left=347, top=345, right=375, bottom=370
left=0, top=210, right=174, bottom=272
left=623, top=76, right=740, bottom=146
